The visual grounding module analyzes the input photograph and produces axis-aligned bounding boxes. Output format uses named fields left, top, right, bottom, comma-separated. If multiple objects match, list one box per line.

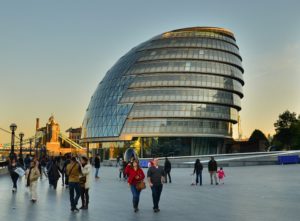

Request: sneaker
left=31, top=199, right=37, bottom=203
left=134, top=208, right=139, bottom=213
left=216, top=183, right=219, bottom=185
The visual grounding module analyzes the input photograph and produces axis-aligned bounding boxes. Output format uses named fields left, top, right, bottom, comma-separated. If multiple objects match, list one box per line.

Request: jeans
left=80, top=187, right=89, bottom=208
left=95, top=168, right=100, bottom=177
left=130, top=185, right=141, bottom=209
left=195, top=172, right=202, bottom=185
left=151, top=185, right=163, bottom=209
left=69, top=182, right=81, bottom=210
left=11, top=173, right=19, bottom=189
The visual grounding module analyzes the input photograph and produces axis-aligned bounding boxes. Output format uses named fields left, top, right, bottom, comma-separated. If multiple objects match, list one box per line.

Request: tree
left=273, top=111, right=300, bottom=149
left=248, top=129, right=270, bottom=151
left=249, top=129, right=269, bottom=143
left=274, top=110, right=297, bottom=132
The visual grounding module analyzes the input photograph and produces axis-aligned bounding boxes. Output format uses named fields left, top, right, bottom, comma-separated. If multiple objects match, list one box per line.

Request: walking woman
left=26, top=160, right=41, bottom=202
left=193, top=159, right=203, bottom=186
left=79, top=156, right=91, bottom=210
left=127, top=159, right=145, bottom=212
left=8, top=158, right=20, bottom=193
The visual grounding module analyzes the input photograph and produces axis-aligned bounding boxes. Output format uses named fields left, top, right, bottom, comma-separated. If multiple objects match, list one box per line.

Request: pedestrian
left=24, top=154, right=31, bottom=170
left=63, top=155, right=71, bottom=187
left=8, top=158, right=21, bottom=193
left=193, top=159, right=203, bottom=186
left=217, top=167, right=226, bottom=184
left=118, top=158, right=124, bottom=181
left=40, top=156, right=48, bottom=178
left=94, top=154, right=101, bottom=179
left=79, top=156, right=91, bottom=210
left=58, top=156, right=66, bottom=186
left=127, top=159, right=145, bottom=212
left=147, top=158, right=165, bottom=213
left=123, top=159, right=128, bottom=180
left=208, top=157, right=218, bottom=185
left=164, top=157, right=172, bottom=183
left=26, top=160, right=41, bottom=202
left=66, top=156, right=81, bottom=212
left=47, top=157, right=61, bottom=189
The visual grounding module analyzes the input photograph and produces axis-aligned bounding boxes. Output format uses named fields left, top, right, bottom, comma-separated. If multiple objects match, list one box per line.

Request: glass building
left=81, top=27, right=244, bottom=159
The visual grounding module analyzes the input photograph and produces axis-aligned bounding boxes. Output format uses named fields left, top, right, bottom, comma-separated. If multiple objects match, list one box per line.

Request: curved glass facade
left=82, top=27, right=244, bottom=157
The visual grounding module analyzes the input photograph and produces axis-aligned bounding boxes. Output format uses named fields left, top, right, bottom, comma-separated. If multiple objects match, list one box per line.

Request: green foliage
left=273, top=111, right=300, bottom=149
left=274, top=110, right=297, bottom=131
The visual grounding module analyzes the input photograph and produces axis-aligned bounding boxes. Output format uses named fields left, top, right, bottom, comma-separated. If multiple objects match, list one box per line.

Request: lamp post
left=9, top=123, right=17, bottom=160
left=29, top=138, right=33, bottom=156
left=19, top=132, right=24, bottom=158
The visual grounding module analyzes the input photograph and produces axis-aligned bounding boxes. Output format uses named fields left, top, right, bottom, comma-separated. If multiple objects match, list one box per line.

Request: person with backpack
left=66, top=156, right=81, bottom=212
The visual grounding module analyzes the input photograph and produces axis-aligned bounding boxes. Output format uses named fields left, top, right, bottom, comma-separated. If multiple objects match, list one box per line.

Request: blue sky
left=1, top=0, right=300, bottom=143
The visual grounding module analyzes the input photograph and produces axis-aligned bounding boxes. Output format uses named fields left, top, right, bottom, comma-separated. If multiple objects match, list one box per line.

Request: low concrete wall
left=102, top=151, right=300, bottom=168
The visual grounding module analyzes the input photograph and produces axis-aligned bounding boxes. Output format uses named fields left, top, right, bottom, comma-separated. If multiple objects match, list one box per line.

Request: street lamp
left=9, top=123, right=17, bottom=160
left=19, top=132, right=24, bottom=158
left=29, top=138, right=33, bottom=156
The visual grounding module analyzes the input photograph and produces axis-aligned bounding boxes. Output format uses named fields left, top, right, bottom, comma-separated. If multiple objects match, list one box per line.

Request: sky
left=0, top=0, right=300, bottom=143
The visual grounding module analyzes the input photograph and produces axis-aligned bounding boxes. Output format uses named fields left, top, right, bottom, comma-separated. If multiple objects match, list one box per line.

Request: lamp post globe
left=9, top=123, right=17, bottom=160
left=19, top=132, right=24, bottom=158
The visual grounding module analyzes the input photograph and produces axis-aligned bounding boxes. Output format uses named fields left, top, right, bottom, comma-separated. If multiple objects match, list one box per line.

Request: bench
left=278, top=155, right=299, bottom=164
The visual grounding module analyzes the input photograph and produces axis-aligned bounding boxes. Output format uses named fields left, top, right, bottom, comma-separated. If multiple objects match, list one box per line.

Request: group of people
left=7, top=154, right=226, bottom=214
left=7, top=154, right=101, bottom=213
left=193, top=157, right=226, bottom=186
left=124, top=157, right=166, bottom=213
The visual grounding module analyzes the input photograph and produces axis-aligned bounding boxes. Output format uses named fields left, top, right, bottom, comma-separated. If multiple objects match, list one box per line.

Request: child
left=217, top=167, right=225, bottom=184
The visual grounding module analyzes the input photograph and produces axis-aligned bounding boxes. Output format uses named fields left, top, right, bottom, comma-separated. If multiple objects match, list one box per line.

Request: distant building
left=66, top=127, right=82, bottom=144
left=81, top=27, right=245, bottom=158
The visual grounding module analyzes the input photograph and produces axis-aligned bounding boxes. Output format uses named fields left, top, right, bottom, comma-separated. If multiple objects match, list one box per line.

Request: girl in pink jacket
left=217, top=167, right=225, bottom=184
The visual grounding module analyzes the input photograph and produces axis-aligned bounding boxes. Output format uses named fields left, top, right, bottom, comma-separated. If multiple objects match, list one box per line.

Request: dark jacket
left=208, top=160, right=218, bottom=172
left=164, top=160, right=171, bottom=172
left=194, top=162, right=203, bottom=174
left=94, top=157, right=100, bottom=168
left=47, top=161, right=61, bottom=180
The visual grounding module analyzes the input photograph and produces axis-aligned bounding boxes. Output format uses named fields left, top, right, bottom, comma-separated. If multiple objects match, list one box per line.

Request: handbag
left=136, top=181, right=146, bottom=191
left=79, top=176, right=86, bottom=185
left=14, top=167, right=25, bottom=177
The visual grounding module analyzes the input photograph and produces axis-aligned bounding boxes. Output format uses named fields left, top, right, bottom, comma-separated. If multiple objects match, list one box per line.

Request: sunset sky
left=1, top=0, right=300, bottom=144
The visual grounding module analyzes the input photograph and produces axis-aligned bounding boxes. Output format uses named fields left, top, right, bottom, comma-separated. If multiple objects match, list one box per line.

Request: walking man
left=147, top=158, right=165, bottom=212
left=94, top=154, right=101, bottom=179
left=208, top=156, right=218, bottom=185
left=66, top=157, right=81, bottom=212
left=164, top=157, right=172, bottom=183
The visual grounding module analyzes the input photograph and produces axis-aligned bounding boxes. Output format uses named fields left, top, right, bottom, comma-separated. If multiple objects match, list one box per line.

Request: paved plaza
left=0, top=165, right=300, bottom=221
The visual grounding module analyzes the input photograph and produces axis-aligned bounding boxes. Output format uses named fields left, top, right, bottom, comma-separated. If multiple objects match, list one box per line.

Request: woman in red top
left=127, top=159, right=145, bottom=212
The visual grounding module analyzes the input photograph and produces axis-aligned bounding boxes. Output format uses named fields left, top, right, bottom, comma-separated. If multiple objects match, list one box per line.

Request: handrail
left=59, top=133, right=85, bottom=150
